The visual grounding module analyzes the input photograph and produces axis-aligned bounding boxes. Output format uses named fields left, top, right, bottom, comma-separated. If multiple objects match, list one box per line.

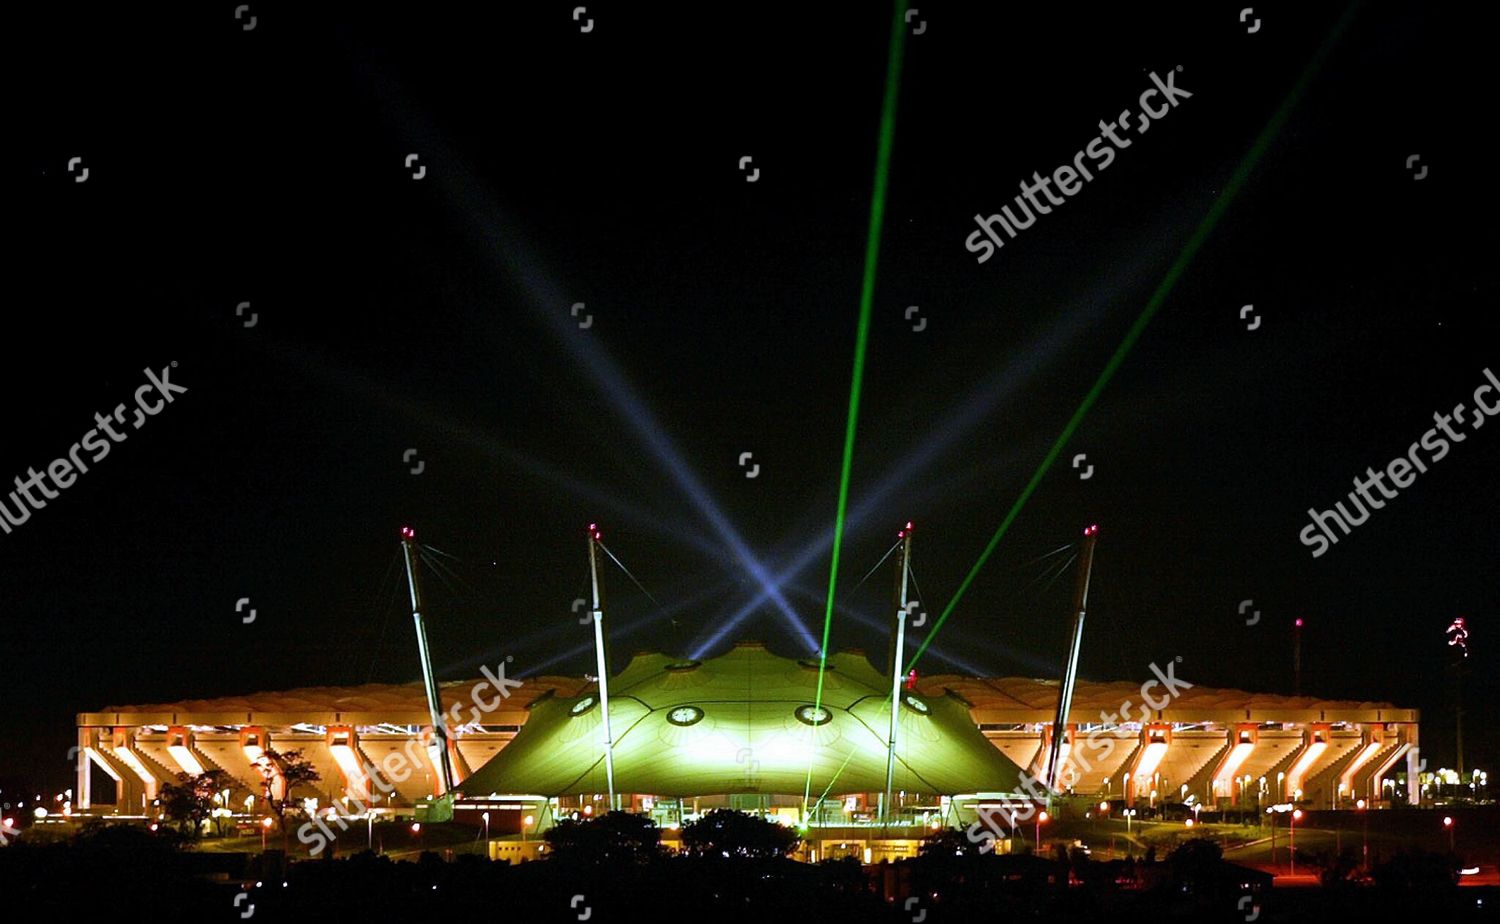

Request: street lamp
left=523, top=814, right=535, bottom=846
left=1123, top=808, right=1137, bottom=835
left=1356, top=799, right=1368, bottom=872
left=260, top=816, right=274, bottom=852
left=1103, top=777, right=1111, bottom=799
left=1290, top=809, right=1303, bottom=876
left=1277, top=771, right=1285, bottom=802
left=482, top=811, right=490, bottom=847
left=1443, top=815, right=1454, bottom=852
left=1036, top=811, right=1048, bottom=852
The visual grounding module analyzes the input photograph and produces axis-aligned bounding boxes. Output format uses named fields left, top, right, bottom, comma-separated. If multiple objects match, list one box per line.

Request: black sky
left=10, top=2, right=1497, bottom=791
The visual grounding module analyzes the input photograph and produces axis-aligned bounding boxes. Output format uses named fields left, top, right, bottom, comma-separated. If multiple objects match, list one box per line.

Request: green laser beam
left=903, top=2, right=1361, bottom=676
left=802, top=0, right=909, bottom=819
left=799, top=4, right=1365, bottom=810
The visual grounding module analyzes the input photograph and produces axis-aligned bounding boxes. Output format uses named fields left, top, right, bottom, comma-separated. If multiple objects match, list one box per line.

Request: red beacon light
left=1295, top=618, right=1304, bottom=627
left=588, top=522, right=602, bottom=541
left=1083, top=524, right=1099, bottom=536
left=400, top=526, right=415, bottom=540
left=898, top=520, right=914, bottom=538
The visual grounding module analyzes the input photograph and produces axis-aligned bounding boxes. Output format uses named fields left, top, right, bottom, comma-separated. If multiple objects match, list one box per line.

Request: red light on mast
left=400, top=526, right=415, bottom=540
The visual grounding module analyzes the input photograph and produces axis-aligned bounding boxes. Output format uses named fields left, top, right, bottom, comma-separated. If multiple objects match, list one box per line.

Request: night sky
left=11, top=2, right=1496, bottom=792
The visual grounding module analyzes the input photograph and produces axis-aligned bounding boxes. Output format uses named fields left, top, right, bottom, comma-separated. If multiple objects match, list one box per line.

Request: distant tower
left=1447, top=617, right=1470, bottom=780
left=1293, top=618, right=1303, bottom=696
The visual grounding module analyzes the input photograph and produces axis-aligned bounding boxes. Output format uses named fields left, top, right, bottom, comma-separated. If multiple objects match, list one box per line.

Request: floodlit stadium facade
left=75, top=641, right=1420, bottom=858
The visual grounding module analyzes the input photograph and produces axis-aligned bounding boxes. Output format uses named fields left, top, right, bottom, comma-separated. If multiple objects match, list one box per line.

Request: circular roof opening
left=795, top=704, right=833, bottom=726
left=664, top=661, right=701, bottom=672
left=666, top=706, right=704, bottom=726
left=902, top=693, right=930, bottom=715
left=797, top=659, right=835, bottom=671
left=569, top=696, right=598, bottom=717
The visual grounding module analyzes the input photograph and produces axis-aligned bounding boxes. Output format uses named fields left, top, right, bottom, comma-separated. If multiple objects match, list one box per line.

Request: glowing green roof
left=461, top=642, right=1023, bottom=798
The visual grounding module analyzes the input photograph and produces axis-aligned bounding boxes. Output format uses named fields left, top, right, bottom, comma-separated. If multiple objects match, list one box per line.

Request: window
left=667, top=706, right=704, bottom=727
left=795, top=705, right=832, bottom=726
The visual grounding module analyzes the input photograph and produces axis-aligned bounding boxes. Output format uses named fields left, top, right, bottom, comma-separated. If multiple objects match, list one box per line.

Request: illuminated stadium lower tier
left=75, top=642, right=1420, bottom=840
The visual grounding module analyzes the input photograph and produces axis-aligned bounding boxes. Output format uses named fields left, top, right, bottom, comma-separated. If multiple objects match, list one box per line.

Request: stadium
left=75, top=639, right=1420, bottom=861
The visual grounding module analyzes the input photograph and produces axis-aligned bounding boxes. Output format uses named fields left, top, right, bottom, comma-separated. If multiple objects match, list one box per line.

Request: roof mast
left=882, top=521, right=914, bottom=827
left=1045, top=524, right=1099, bottom=795
left=587, top=522, right=618, bottom=811
left=401, top=526, right=456, bottom=795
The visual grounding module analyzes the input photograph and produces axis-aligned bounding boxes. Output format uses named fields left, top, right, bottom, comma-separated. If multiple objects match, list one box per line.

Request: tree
left=254, top=748, right=320, bottom=854
left=1316, top=847, right=1361, bottom=890
left=680, top=808, right=800, bottom=859
left=1371, top=850, right=1461, bottom=891
left=1166, top=837, right=1222, bottom=894
left=919, top=828, right=989, bottom=857
left=158, top=769, right=233, bottom=841
left=542, top=810, right=664, bottom=865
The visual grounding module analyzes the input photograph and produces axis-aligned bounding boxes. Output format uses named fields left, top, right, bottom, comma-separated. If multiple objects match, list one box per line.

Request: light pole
left=260, top=816, right=273, bottom=852
left=1356, top=799, right=1368, bottom=872
left=1290, top=809, right=1302, bottom=876
left=523, top=814, right=534, bottom=846
left=1124, top=808, right=1136, bottom=836
left=482, top=811, right=490, bottom=851
left=1277, top=772, right=1285, bottom=803
left=1443, top=815, right=1454, bottom=852
left=1036, top=810, right=1047, bottom=853
left=1103, top=777, right=1111, bottom=800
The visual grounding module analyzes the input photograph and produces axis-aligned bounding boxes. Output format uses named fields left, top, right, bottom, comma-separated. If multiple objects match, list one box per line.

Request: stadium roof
left=459, top=642, right=1026, bottom=798
left=79, top=651, right=1415, bottom=733
left=917, top=674, right=1417, bottom=725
